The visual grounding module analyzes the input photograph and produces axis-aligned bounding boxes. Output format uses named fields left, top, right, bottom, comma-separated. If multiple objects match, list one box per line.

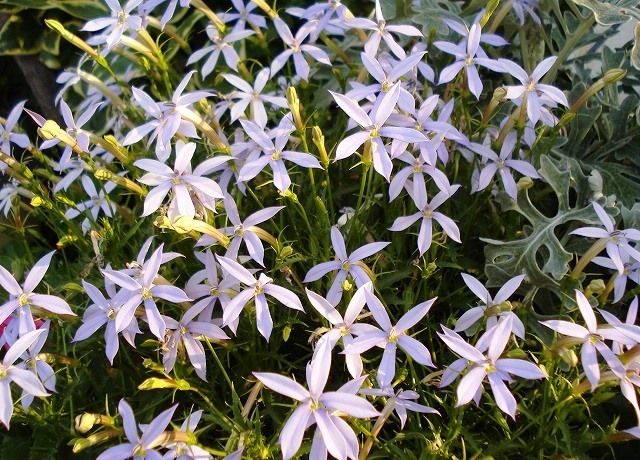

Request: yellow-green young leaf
left=138, top=377, right=191, bottom=391
left=282, top=324, right=291, bottom=342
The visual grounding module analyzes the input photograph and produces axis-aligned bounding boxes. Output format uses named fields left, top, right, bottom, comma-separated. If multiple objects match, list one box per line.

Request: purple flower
left=347, top=0, right=422, bottom=58
left=73, top=279, right=141, bottom=365
left=499, top=56, right=568, bottom=124
left=344, top=291, right=436, bottom=388
left=161, top=299, right=228, bottom=380
left=570, top=201, right=640, bottom=273
left=303, top=226, right=389, bottom=306
left=388, top=150, right=453, bottom=204
left=598, top=297, right=638, bottom=354
left=214, top=196, right=283, bottom=266
left=102, top=244, right=191, bottom=339
left=96, top=399, right=177, bottom=460
left=470, top=132, right=540, bottom=200
left=187, top=26, right=254, bottom=75
left=216, top=255, right=303, bottom=341
left=144, top=0, right=191, bottom=29
left=389, top=187, right=461, bottom=255
left=135, top=140, right=226, bottom=218
left=162, top=409, right=212, bottom=459
left=81, top=0, right=143, bottom=51
left=434, top=23, right=503, bottom=99
left=353, top=51, right=426, bottom=112
left=592, top=253, right=640, bottom=303
left=0, top=251, right=75, bottom=337
left=456, top=273, right=526, bottom=338
left=237, top=116, right=322, bottom=192
left=512, top=0, right=542, bottom=25
left=541, top=290, right=630, bottom=390
left=444, top=18, right=509, bottom=55
left=123, top=72, right=212, bottom=161
left=331, top=83, right=426, bottom=180
left=306, top=283, right=379, bottom=378
left=185, top=250, right=238, bottom=328
left=65, top=175, right=116, bottom=234
left=0, top=329, right=49, bottom=428
left=223, top=68, right=287, bottom=128
left=439, top=317, right=547, bottom=419
left=0, top=100, right=30, bottom=158
left=270, top=17, right=331, bottom=81
left=218, top=0, right=267, bottom=33
left=359, top=385, right=439, bottom=429
left=254, top=359, right=379, bottom=460
left=13, top=321, right=55, bottom=410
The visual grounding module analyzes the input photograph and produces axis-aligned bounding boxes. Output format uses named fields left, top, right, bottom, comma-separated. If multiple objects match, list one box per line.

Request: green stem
left=543, top=15, right=595, bottom=83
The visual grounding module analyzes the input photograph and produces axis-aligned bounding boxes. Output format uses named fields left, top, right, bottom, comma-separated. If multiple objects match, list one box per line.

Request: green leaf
left=573, top=0, right=632, bottom=25
left=482, top=156, right=600, bottom=291
left=0, top=0, right=107, bottom=19
left=0, top=14, right=42, bottom=55
left=631, top=22, right=640, bottom=69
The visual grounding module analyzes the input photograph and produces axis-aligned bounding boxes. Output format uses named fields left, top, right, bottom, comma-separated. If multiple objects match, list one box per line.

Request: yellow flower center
left=18, top=293, right=29, bottom=306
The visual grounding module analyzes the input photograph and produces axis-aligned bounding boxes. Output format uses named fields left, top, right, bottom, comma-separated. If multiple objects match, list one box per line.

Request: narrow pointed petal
left=496, top=359, right=547, bottom=379
left=396, top=298, right=436, bottom=332
left=575, top=290, right=598, bottom=332
left=488, top=373, right=517, bottom=419
left=279, top=404, right=311, bottom=460
left=253, top=372, right=309, bottom=401
left=23, top=251, right=55, bottom=293
left=398, top=335, right=434, bottom=366
left=494, top=275, right=525, bottom=304
left=320, top=392, right=380, bottom=418
left=456, top=366, right=486, bottom=406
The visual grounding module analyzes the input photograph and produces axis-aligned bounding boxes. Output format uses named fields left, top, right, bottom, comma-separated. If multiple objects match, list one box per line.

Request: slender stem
left=570, top=238, right=608, bottom=280
left=543, top=15, right=595, bottom=83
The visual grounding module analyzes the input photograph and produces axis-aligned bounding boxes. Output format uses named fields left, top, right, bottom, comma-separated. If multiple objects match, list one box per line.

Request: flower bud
left=74, top=413, right=113, bottom=433
left=585, top=279, right=606, bottom=297
left=57, top=235, right=79, bottom=250
left=31, top=195, right=52, bottom=209
left=517, top=176, right=534, bottom=192
left=287, top=87, right=304, bottom=131
left=71, top=430, right=119, bottom=453
left=312, top=126, right=330, bottom=167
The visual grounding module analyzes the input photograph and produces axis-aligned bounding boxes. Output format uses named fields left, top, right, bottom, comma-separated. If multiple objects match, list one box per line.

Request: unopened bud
left=72, top=430, right=119, bottom=453
left=603, top=68, right=627, bottom=84
left=55, top=194, right=76, bottom=207
left=362, top=140, right=373, bottom=166
left=493, top=86, right=507, bottom=101
left=279, top=245, right=294, bottom=259
left=312, top=126, right=329, bottom=167
left=517, top=176, right=534, bottom=191
left=558, top=347, right=578, bottom=368
left=287, top=87, right=304, bottom=131
left=281, top=188, right=298, bottom=202
left=94, top=168, right=145, bottom=196
left=57, top=235, right=79, bottom=250
left=342, top=279, right=354, bottom=292
left=39, top=120, right=77, bottom=149
left=585, top=279, right=606, bottom=297
left=75, top=413, right=113, bottom=433
left=31, top=195, right=52, bottom=209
